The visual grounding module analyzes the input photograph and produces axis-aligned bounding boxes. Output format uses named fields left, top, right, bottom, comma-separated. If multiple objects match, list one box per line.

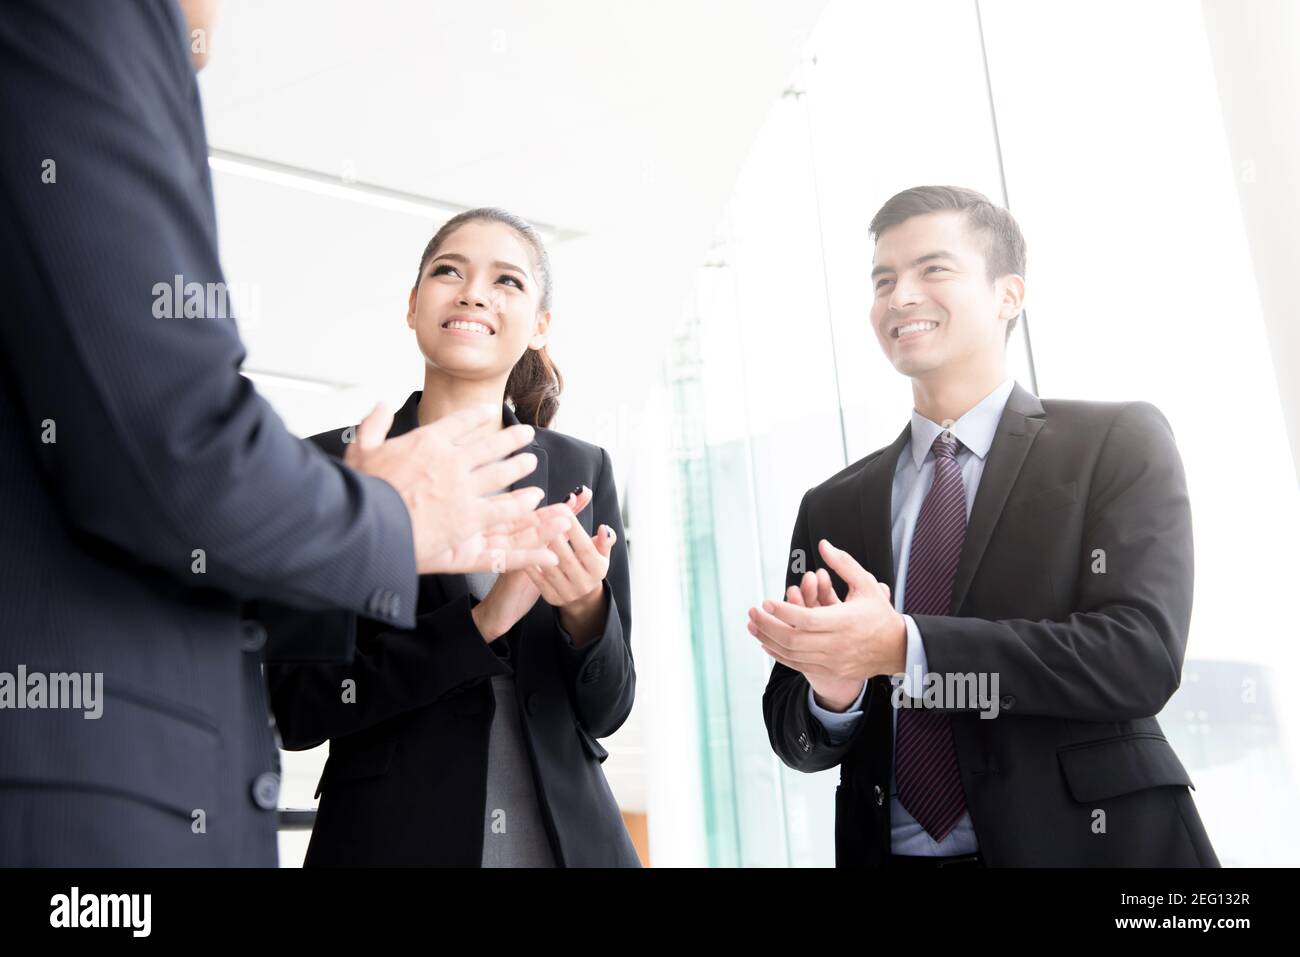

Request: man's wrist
left=883, top=611, right=908, bottom=675
left=812, top=682, right=861, bottom=713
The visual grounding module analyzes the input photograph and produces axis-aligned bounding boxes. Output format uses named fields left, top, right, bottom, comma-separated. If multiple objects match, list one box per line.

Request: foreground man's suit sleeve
left=0, top=1, right=417, bottom=624
left=0, top=0, right=416, bottom=864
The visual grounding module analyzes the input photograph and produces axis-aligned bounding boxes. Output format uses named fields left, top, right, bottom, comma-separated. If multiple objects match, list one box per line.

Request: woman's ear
left=406, top=287, right=418, bottom=331
left=529, top=309, right=551, bottom=350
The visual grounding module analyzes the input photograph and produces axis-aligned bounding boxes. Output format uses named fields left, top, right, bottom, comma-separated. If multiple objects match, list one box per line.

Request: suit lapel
left=948, top=382, right=1046, bottom=614
left=856, top=423, right=911, bottom=593
left=501, top=400, right=549, bottom=505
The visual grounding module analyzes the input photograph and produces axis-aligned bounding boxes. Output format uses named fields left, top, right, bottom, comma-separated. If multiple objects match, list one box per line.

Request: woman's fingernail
left=605, top=526, right=614, bottom=540
left=572, top=485, right=583, bottom=497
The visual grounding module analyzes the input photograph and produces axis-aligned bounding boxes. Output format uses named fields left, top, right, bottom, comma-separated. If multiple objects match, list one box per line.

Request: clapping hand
left=747, top=539, right=906, bottom=712
left=345, top=401, right=572, bottom=575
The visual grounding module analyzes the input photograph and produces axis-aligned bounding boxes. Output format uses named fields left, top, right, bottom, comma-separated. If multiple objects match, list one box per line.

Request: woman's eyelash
left=429, top=264, right=523, bottom=290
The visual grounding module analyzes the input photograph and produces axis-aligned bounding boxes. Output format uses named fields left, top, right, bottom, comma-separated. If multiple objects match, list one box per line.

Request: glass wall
left=669, top=0, right=1300, bottom=866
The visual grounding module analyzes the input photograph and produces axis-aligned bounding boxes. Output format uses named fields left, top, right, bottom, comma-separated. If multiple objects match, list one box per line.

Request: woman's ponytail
left=506, top=345, right=562, bottom=429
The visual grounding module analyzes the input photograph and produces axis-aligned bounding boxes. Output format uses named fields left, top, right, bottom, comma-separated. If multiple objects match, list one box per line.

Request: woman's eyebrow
left=431, top=251, right=528, bottom=278
left=493, top=260, right=528, bottom=278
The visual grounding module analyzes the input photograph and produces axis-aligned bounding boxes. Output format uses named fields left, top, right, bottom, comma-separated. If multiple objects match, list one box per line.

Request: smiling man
left=755, top=185, right=1218, bottom=867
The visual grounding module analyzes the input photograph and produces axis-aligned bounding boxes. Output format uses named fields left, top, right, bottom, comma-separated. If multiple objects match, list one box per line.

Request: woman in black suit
left=265, top=208, right=638, bottom=867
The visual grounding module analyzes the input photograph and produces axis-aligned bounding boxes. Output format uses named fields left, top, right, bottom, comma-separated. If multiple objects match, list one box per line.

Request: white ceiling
left=201, top=0, right=817, bottom=233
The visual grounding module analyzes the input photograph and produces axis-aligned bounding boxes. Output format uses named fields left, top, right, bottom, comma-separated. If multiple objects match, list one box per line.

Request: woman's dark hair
left=414, top=207, right=563, bottom=428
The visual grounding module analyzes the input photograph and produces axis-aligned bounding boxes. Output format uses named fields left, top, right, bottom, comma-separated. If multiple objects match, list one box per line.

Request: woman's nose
left=457, top=285, right=490, bottom=309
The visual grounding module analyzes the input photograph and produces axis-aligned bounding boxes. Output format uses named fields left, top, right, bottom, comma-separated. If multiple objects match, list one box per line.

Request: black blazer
left=265, top=392, right=640, bottom=867
left=763, top=383, right=1219, bottom=867
left=0, top=0, right=418, bottom=865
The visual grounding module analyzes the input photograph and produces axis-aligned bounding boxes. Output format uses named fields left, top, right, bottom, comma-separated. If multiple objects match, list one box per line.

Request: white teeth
left=895, top=321, right=938, bottom=338
left=445, top=320, right=493, bottom=335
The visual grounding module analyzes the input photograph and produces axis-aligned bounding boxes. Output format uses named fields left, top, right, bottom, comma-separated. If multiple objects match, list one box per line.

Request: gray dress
left=464, top=570, right=557, bottom=868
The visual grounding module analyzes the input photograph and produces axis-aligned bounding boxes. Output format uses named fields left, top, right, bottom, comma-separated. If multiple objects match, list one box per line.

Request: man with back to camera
left=0, top=0, right=575, bottom=865
left=753, top=185, right=1219, bottom=867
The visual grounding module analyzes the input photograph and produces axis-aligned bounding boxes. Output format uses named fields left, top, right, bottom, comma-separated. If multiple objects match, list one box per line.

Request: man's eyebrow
left=870, top=250, right=959, bottom=279
left=431, top=252, right=528, bottom=277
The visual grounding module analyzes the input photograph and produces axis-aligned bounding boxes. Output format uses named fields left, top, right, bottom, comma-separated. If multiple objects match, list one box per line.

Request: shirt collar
left=908, top=377, right=1017, bottom=470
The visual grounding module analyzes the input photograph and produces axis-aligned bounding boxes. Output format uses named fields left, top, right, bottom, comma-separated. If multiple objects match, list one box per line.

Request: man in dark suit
left=755, top=185, right=1218, bottom=867
left=0, top=0, right=569, bottom=865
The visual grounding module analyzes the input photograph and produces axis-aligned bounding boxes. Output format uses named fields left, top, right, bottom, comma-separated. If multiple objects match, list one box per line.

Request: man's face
left=869, top=210, right=1014, bottom=380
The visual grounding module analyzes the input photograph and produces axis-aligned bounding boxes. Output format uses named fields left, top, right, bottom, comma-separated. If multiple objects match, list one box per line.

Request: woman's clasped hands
left=471, top=486, right=616, bottom=648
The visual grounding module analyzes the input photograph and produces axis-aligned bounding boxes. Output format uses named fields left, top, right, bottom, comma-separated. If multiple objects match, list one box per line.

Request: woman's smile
left=441, top=315, right=497, bottom=337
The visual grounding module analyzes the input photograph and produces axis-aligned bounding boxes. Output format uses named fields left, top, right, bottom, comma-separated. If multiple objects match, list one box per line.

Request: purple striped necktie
left=895, top=430, right=969, bottom=843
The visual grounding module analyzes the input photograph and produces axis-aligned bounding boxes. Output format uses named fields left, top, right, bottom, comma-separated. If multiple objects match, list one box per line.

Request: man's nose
left=889, top=274, right=923, bottom=311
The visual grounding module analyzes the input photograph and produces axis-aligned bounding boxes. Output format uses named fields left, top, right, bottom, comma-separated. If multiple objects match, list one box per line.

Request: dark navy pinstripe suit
left=0, top=0, right=418, bottom=865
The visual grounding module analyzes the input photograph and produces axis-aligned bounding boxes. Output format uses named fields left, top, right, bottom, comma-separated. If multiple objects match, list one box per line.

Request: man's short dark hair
left=869, top=185, right=1026, bottom=340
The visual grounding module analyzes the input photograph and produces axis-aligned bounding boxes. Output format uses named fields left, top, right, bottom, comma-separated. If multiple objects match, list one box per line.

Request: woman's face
left=407, top=220, right=549, bottom=382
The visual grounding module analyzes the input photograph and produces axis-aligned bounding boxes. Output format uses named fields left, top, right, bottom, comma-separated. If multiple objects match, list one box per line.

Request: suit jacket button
left=797, top=731, right=812, bottom=753
left=525, top=692, right=540, bottom=716
left=240, top=620, right=267, bottom=653
left=874, top=785, right=885, bottom=806
left=250, top=772, right=280, bottom=810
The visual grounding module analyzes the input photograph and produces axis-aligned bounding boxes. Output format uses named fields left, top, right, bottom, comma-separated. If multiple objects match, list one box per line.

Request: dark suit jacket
left=0, top=0, right=418, bottom=865
left=265, top=392, right=640, bottom=867
left=763, top=383, right=1219, bottom=867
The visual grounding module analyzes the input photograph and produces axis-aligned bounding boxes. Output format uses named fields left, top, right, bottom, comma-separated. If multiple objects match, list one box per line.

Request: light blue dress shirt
left=806, top=377, right=1016, bottom=856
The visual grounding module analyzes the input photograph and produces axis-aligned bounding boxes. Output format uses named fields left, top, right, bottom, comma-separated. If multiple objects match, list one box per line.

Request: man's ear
left=529, top=309, right=552, bottom=349
left=997, top=274, right=1026, bottom=322
left=406, top=287, right=418, bottom=330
